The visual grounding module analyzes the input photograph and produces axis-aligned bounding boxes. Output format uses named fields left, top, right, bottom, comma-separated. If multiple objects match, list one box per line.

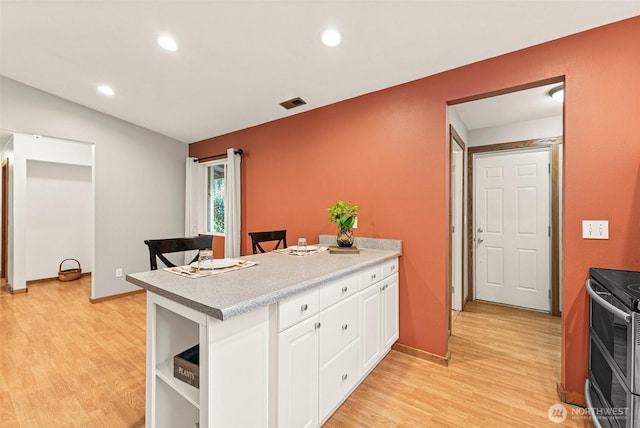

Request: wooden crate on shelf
left=174, top=344, right=199, bottom=388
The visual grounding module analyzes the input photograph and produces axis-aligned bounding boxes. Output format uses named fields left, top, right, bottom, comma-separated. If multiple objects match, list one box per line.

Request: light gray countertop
left=126, top=246, right=400, bottom=321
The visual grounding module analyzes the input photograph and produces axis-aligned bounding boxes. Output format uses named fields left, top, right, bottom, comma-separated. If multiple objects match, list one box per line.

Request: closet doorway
left=1, top=132, right=95, bottom=296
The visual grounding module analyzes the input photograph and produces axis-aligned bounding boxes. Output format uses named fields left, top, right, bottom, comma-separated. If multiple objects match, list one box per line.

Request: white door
left=451, top=145, right=463, bottom=311
left=474, top=149, right=551, bottom=312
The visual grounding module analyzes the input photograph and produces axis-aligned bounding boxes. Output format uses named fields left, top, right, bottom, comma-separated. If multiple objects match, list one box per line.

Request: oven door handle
left=584, top=380, right=603, bottom=428
left=585, top=279, right=631, bottom=323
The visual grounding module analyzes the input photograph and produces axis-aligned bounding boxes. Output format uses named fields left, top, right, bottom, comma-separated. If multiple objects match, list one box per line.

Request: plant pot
left=337, top=228, right=354, bottom=247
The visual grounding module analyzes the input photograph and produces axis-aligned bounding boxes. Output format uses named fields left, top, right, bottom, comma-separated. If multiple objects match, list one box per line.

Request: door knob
left=477, top=227, right=483, bottom=233
left=477, top=237, right=484, bottom=244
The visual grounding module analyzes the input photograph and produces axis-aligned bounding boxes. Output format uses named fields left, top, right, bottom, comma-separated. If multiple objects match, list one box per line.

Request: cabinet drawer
left=319, top=338, right=360, bottom=421
left=382, top=258, right=399, bottom=278
left=319, top=273, right=360, bottom=310
left=278, top=287, right=319, bottom=332
left=361, top=266, right=383, bottom=289
left=319, top=294, right=360, bottom=365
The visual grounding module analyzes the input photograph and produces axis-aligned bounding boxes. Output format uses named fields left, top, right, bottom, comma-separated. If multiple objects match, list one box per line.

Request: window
left=207, top=162, right=226, bottom=235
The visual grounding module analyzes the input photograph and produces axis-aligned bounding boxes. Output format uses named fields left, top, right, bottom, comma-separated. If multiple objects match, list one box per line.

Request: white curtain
left=225, top=148, right=242, bottom=258
left=185, top=157, right=207, bottom=264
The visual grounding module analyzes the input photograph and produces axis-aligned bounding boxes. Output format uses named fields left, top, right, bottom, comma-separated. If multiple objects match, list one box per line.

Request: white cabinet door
left=278, top=316, right=319, bottom=428
left=382, top=273, right=399, bottom=350
left=319, top=339, right=360, bottom=421
left=318, top=293, right=360, bottom=366
left=360, top=282, right=382, bottom=375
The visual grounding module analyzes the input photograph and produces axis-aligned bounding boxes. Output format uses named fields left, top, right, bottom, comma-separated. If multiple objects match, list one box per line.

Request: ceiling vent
left=280, top=97, right=307, bottom=110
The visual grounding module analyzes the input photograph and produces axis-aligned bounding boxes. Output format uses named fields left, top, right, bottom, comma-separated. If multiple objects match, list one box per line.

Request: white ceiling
left=1, top=2, right=638, bottom=143
left=452, top=82, right=564, bottom=131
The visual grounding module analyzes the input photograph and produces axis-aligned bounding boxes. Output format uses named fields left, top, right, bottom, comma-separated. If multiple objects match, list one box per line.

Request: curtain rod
left=193, top=148, right=243, bottom=163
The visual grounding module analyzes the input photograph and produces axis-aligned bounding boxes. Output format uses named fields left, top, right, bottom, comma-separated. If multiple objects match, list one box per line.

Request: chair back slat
left=144, top=235, right=213, bottom=270
left=248, top=230, right=287, bottom=254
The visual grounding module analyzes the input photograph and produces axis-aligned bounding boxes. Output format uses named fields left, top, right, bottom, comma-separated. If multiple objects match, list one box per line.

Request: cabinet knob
left=391, top=265, right=396, bottom=271
left=371, top=273, right=377, bottom=280
left=315, top=322, right=321, bottom=330
left=342, top=373, right=348, bottom=381
left=384, top=283, right=389, bottom=290
left=342, top=286, right=348, bottom=293
left=301, top=304, right=308, bottom=312
left=342, top=323, right=348, bottom=331
left=380, top=285, right=384, bottom=292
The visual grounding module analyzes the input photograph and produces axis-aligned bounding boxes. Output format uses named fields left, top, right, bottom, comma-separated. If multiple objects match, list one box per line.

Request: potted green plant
left=327, top=200, right=358, bottom=247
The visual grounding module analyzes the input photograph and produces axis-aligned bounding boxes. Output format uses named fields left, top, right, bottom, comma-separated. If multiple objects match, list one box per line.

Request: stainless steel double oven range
left=586, top=268, right=640, bottom=428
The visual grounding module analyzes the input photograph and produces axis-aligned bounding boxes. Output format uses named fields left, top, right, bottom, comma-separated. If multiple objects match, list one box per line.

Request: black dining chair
left=144, top=235, right=214, bottom=270
left=248, top=230, right=287, bottom=254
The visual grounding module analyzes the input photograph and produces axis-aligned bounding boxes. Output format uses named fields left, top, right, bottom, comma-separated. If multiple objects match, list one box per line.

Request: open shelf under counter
left=156, top=357, right=199, bottom=409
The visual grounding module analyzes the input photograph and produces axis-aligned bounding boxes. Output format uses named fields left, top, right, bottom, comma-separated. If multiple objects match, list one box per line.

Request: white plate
left=287, top=245, right=319, bottom=252
left=190, top=258, right=240, bottom=270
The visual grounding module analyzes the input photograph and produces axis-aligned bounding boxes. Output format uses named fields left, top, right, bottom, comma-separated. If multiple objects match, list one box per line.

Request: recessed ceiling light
left=549, top=85, right=564, bottom=103
left=157, top=35, right=178, bottom=52
left=321, top=29, right=342, bottom=47
left=97, top=85, right=115, bottom=96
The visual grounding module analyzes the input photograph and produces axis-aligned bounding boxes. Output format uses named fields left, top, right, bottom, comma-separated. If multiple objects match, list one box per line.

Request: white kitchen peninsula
left=126, top=238, right=401, bottom=428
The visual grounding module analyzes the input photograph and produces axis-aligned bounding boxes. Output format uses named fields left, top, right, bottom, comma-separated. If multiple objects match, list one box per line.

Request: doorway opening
left=448, top=80, right=563, bottom=315
left=0, top=131, right=95, bottom=298
left=448, top=126, right=466, bottom=334
left=447, top=80, right=565, bottom=370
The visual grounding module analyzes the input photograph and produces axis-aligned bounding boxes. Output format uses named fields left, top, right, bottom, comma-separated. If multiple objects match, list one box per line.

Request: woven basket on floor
left=58, top=258, right=82, bottom=282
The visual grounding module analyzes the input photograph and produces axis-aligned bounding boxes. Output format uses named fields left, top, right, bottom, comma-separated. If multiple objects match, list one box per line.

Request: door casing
left=1, top=158, right=8, bottom=280
left=449, top=126, right=466, bottom=315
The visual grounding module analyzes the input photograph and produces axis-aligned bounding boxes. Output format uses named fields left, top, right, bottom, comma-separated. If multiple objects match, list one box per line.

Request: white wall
left=0, top=76, right=187, bottom=298
left=449, top=108, right=470, bottom=146
left=26, top=159, right=92, bottom=280
left=468, top=116, right=562, bottom=147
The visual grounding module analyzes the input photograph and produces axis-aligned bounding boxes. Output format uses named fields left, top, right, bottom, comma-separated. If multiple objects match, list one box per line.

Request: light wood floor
left=0, top=277, right=146, bottom=427
left=326, top=302, right=592, bottom=427
left=1, top=280, right=591, bottom=427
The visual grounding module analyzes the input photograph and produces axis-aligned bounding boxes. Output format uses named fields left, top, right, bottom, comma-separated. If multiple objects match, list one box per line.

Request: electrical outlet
left=115, top=268, right=123, bottom=277
left=353, top=217, right=358, bottom=229
left=582, top=220, right=609, bottom=239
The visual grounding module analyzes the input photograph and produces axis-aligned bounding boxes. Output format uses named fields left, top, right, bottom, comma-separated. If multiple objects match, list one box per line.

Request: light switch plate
left=582, top=220, right=609, bottom=239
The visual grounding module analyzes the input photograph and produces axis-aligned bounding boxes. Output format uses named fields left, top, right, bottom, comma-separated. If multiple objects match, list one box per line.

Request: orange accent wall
left=190, top=17, right=640, bottom=404
left=213, top=235, right=225, bottom=259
